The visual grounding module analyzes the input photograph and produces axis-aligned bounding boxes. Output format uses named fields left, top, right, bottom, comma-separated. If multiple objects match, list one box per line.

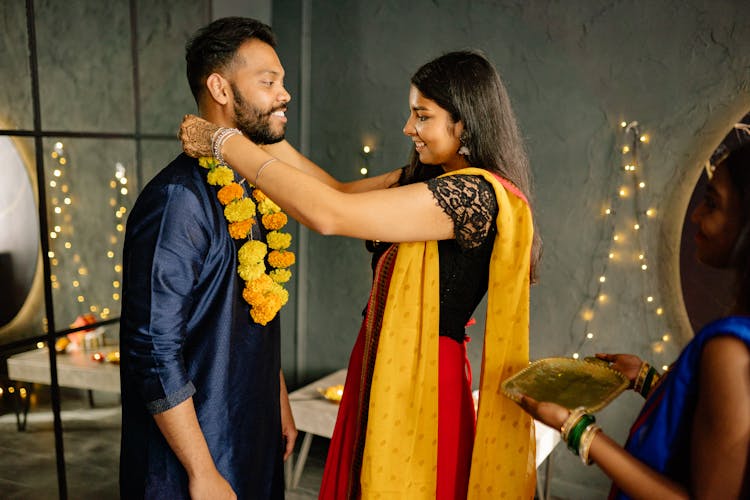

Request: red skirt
left=320, top=330, right=476, bottom=499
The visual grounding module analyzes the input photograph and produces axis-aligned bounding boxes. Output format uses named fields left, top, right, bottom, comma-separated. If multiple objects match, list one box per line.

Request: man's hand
left=280, top=371, right=298, bottom=461
left=188, top=468, right=237, bottom=500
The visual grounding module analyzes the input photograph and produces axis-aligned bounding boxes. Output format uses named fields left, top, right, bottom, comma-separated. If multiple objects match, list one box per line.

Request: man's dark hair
left=185, top=17, right=276, bottom=104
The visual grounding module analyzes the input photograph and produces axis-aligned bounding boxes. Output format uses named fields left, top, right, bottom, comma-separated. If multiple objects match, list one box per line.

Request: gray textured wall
left=2, top=0, right=749, bottom=497
left=272, top=1, right=750, bottom=497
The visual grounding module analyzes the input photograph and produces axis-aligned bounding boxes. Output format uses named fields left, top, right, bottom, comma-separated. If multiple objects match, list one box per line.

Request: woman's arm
left=519, top=397, right=688, bottom=499
left=182, top=117, right=453, bottom=242
left=690, top=336, right=750, bottom=499
left=260, top=140, right=402, bottom=194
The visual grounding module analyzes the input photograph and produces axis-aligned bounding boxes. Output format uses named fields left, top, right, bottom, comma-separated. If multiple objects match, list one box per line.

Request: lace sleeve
left=426, top=175, right=498, bottom=249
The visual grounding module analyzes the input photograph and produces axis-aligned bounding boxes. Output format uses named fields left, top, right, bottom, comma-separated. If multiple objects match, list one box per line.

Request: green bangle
left=641, top=367, right=657, bottom=397
left=567, top=414, right=595, bottom=454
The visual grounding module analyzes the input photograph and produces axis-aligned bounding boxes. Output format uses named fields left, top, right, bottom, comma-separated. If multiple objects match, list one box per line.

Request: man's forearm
left=152, top=397, right=217, bottom=478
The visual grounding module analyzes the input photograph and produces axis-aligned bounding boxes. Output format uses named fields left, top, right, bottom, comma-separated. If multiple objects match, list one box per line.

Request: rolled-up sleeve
left=121, top=183, right=210, bottom=414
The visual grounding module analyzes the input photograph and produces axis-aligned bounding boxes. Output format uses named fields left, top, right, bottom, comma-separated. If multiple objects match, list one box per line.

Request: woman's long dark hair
left=724, top=141, right=750, bottom=314
left=403, top=50, right=542, bottom=282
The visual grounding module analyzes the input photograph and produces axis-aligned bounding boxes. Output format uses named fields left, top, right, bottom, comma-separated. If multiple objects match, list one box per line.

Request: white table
left=6, top=346, right=121, bottom=430
left=287, top=369, right=560, bottom=496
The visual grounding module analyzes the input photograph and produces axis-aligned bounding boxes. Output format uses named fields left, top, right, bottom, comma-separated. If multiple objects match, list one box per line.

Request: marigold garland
left=199, top=156, right=294, bottom=326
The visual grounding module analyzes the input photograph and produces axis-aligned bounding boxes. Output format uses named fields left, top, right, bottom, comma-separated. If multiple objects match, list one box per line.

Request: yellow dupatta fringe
left=361, top=167, right=536, bottom=499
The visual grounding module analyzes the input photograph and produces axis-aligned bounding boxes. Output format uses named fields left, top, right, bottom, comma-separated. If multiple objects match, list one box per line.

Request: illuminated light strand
left=102, top=162, right=131, bottom=319
left=570, top=121, right=673, bottom=366
left=360, top=144, right=372, bottom=177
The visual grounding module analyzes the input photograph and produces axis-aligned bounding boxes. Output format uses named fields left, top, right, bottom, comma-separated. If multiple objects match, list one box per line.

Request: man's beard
left=231, top=83, right=286, bottom=145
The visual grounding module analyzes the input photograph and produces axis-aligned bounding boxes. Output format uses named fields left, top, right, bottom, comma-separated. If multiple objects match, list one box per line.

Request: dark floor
left=0, top=385, right=326, bottom=499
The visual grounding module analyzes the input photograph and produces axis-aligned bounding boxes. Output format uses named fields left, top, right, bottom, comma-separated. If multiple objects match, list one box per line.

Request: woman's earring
left=458, top=133, right=470, bottom=156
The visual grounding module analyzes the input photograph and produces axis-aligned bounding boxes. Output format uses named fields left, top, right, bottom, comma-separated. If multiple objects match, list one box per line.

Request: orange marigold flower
left=252, top=189, right=267, bottom=202
left=262, top=212, right=287, bottom=230
left=268, top=250, right=296, bottom=268
left=228, top=219, right=254, bottom=239
left=217, top=183, right=244, bottom=205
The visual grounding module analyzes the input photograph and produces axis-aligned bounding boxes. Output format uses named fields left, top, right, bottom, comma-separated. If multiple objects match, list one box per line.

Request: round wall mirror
left=0, top=136, right=40, bottom=328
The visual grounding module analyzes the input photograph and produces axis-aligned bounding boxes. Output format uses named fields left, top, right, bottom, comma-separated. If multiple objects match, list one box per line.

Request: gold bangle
left=560, top=406, right=587, bottom=443
left=579, top=423, right=601, bottom=465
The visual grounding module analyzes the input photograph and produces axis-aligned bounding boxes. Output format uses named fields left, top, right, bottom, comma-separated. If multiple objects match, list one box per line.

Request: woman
left=181, top=50, right=541, bottom=499
left=518, top=141, right=750, bottom=499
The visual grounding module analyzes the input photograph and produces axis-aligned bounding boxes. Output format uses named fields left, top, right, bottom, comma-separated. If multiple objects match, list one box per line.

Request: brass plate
left=501, top=357, right=629, bottom=413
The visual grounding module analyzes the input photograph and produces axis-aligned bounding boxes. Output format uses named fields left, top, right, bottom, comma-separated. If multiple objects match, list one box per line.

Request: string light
left=570, top=120, right=675, bottom=366
left=47, top=142, right=130, bottom=321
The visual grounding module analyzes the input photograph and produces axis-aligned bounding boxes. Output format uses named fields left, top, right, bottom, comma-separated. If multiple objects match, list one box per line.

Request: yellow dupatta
left=360, top=167, right=536, bottom=499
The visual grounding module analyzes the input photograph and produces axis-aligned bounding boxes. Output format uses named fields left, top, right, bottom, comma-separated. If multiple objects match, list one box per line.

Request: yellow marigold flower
left=228, top=219, right=254, bottom=239
left=269, top=268, right=291, bottom=283
left=238, top=240, right=267, bottom=265
left=207, top=166, right=234, bottom=186
left=262, top=212, right=287, bottom=230
left=267, top=231, right=292, bottom=250
left=268, top=250, right=296, bottom=268
left=198, top=157, right=218, bottom=169
left=224, top=198, right=256, bottom=223
left=238, top=262, right=265, bottom=282
left=257, top=198, right=281, bottom=215
left=217, top=183, right=244, bottom=205
left=252, top=189, right=267, bottom=202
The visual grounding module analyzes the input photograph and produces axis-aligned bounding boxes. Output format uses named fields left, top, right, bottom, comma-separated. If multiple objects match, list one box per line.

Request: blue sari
left=612, top=316, right=750, bottom=499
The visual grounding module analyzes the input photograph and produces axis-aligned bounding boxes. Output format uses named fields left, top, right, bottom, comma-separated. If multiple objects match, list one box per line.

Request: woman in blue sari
left=519, top=140, right=750, bottom=499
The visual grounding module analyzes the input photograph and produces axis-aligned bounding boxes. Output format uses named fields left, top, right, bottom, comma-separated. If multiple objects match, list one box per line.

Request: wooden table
left=287, top=369, right=561, bottom=496
left=6, top=346, right=120, bottom=429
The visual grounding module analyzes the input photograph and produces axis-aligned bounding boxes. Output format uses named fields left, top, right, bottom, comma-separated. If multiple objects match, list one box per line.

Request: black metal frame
left=0, top=1, right=180, bottom=498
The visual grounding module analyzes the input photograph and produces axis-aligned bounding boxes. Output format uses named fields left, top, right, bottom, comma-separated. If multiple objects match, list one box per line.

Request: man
left=120, top=17, right=296, bottom=499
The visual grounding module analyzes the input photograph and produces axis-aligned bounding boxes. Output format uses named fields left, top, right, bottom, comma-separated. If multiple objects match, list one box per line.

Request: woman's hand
left=179, top=114, right=220, bottom=158
left=595, top=353, right=644, bottom=388
left=517, top=395, right=570, bottom=431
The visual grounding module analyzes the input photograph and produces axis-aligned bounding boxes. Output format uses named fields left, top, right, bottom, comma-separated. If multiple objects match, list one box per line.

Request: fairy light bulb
left=599, top=276, right=606, bottom=283
left=646, top=208, right=655, bottom=217
left=363, top=145, right=371, bottom=154
left=586, top=332, right=594, bottom=339
left=633, top=223, right=640, bottom=230
left=646, top=296, right=653, bottom=303
left=572, top=352, right=580, bottom=359
left=638, top=181, right=646, bottom=189
left=620, top=121, right=627, bottom=128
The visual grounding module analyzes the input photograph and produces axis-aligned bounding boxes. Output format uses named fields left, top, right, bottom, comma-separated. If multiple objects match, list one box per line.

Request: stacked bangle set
left=633, top=362, right=661, bottom=398
left=561, top=407, right=601, bottom=465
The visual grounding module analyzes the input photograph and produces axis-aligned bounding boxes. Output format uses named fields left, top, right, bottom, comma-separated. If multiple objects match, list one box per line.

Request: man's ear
left=205, top=73, right=231, bottom=106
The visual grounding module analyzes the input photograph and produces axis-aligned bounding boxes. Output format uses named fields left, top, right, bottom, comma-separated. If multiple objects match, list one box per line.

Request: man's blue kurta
left=119, top=153, right=283, bottom=499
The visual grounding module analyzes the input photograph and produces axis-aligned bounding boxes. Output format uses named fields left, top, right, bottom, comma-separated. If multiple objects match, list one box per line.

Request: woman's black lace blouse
left=368, top=167, right=499, bottom=343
